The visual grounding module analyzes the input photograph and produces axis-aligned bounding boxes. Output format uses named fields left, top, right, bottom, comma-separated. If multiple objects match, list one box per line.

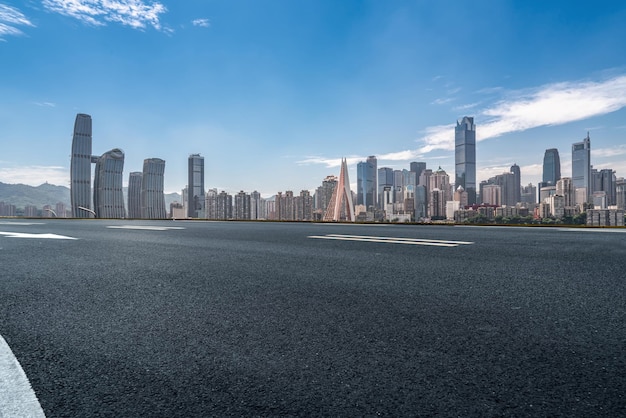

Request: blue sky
left=1, top=0, right=625, bottom=196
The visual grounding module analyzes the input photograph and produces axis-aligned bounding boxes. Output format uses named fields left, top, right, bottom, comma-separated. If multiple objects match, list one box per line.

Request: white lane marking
left=0, top=231, right=77, bottom=240
left=106, top=226, right=186, bottom=231
left=561, top=228, right=626, bottom=233
left=327, top=234, right=474, bottom=245
left=0, top=222, right=45, bottom=226
left=0, top=335, right=46, bottom=418
left=308, top=234, right=474, bottom=247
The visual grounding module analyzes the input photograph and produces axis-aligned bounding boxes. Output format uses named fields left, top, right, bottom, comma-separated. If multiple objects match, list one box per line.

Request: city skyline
left=1, top=1, right=626, bottom=195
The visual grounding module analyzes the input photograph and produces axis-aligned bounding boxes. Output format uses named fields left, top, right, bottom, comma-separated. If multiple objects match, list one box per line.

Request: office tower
left=455, top=116, right=477, bottom=205
left=521, top=183, right=537, bottom=204
left=70, top=113, right=94, bottom=218
left=324, top=158, right=355, bottom=222
left=542, top=148, right=561, bottom=185
left=410, top=162, right=427, bottom=183
left=93, top=148, right=126, bottom=219
left=414, top=185, right=427, bottom=220
left=616, top=178, right=626, bottom=210
left=510, top=164, right=521, bottom=204
left=187, top=154, right=205, bottom=218
left=556, top=177, right=574, bottom=207
left=598, top=169, right=616, bottom=206
left=128, top=172, right=143, bottom=218
left=356, top=156, right=377, bottom=209
left=572, top=133, right=591, bottom=204
left=378, top=167, right=394, bottom=209
left=494, top=172, right=516, bottom=206
left=393, top=170, right=404, bottom=203
left=141, top=158, right=166, bottom=219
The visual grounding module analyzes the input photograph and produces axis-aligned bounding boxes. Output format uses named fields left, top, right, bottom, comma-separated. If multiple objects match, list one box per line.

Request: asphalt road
left=0, top=220, right=625, bottom=417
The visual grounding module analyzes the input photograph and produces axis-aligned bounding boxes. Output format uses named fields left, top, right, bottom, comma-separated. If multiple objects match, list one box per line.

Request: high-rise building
left=234, top=191, right=251, bottom=220
left=616, top=178, right=626, bottom=210
left=70, top=113, right=94, bottom=218
left=542, top=148, right=561, bottom=185
left=296, top=190, right=313, bottom=221
left=356, top=156, right=377, bottom=209
left=216, top=191, right=233, bottom=220
left=187, top=154, right=205, bottom=218
left=410, top=162, right=427, bottom=183
left=572, top=133, right=591, bottom=204
left=510, top=164, right=521, bottom=204
left=455, top=116, right=477, bottom=205
left=315, top=175, right=337, bottom=212
left=141, top=158, right=166, bottom=219
left=128, top=172, right=143, bottom=218
left=377, top=167, right=394, bottom=209
left=556, top=177, right=575, bottom=208
left=93, top=148, right=126, bottom=219
left=250, top=190, right=264, bottom=220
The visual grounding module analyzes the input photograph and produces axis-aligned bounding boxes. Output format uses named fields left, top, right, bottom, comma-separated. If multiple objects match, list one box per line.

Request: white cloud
left=419, top=75, right=626, bottom=152
left=0, top=4, right=34, bottom=39
left=297, top=156, right=364, bottom=168
left=0, top=166, right=69, bottom=187
left=431, top=97, right=455, bottom=105
left=192, top=18, right=210, bottom=28
left=42, top=0, right=168, bottom=31
left=592, top=145, right=626, bottom=159
left=33, top=101, right=57, bottom=107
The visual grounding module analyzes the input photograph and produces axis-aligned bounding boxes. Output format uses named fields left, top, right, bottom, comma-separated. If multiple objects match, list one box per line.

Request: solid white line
left=0, top=222, right=45, bottom=226
left=106, top=226, right=186, bottom=231
left=0, top=335, right=46, bottom=418
left=308, top=235, right=459, bottom=247
left=326, top=234, right=474, bottom=245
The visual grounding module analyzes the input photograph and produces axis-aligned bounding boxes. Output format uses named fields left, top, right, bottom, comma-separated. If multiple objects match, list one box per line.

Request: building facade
left=187, top=154, right=205, bottom=218
left=70, top=113, right=94, bottom=218
left=128, top=172, right=143, bottom=218
left=93, top=148, right=126, bottom=219
left=572, top=133, right=591, bottom=204
left=357, top=156, right=377, bottom=209
left=542, top=148, right=561, bottom=185
left=455, top=116, right=477, bottom=205
left=141, top=158, right=166, bottom=219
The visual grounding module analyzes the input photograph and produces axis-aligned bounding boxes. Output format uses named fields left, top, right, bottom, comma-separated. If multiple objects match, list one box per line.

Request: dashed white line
left=308, top=234, right=474, bottom=247
left=0, top=232, right=77, bottom=240
left=106, top=226, right=186, bottom=231
left=0, top=335, right=46, bottom=418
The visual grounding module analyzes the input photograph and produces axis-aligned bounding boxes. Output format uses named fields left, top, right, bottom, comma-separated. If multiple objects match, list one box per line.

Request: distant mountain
left=0, top=181, right=182, bottom=211
left=0, top=182, right=70, bottom=209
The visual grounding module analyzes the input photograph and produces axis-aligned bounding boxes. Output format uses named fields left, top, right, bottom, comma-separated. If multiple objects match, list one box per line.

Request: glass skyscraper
left=572, top=133, right=591, bottom=203
left=455, top=116, right=476, bottom=205
left=542, top=148, right=561, bottom=185
left=70, top=113, right=94, bottom=218
left=187, top=154, right=205, bottom=218
left=356, top=155, right=377, bottom=209
left=141, top=158, right=166, bottom=219
left=93, top=148, right=126, bottom=219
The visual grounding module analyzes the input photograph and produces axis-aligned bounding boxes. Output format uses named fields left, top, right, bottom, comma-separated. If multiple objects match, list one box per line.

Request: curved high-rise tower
left=70, top=114, right=94, bottom=218
left=93, top=148, right=126, bottom=219
left=128, top=172, right=143, bottom=218
left=141, top=158, right=166, bottom=219
left=542, top=148, right=561, bottom=185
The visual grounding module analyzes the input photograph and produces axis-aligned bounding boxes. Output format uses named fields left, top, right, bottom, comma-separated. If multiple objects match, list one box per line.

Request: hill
left=0, top=182, right=70, bottom=209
